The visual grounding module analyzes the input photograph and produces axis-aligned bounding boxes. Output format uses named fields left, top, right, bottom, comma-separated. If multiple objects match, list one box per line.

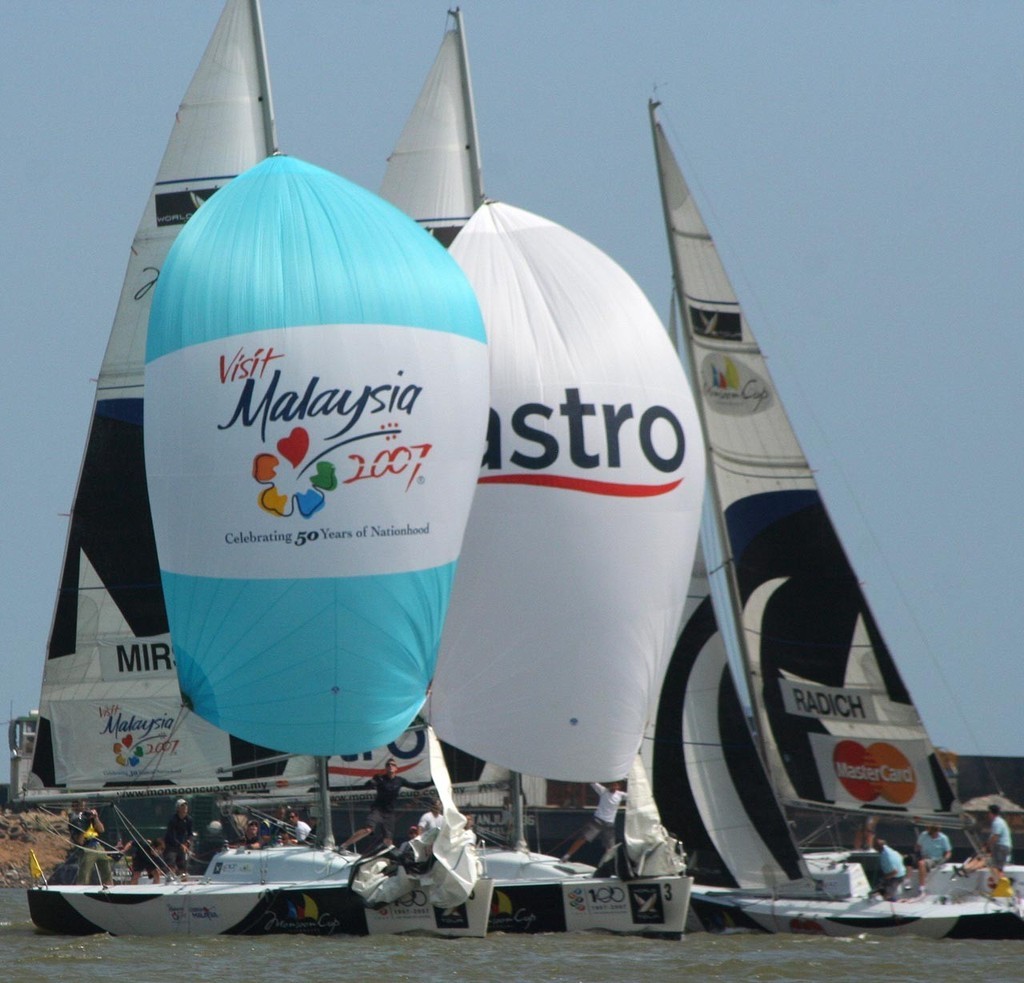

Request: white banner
left=146, top=323, right=488, bottom=580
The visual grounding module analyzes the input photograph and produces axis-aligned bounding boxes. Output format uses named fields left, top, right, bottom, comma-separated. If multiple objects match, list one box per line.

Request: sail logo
left=489, top=890, right=538, bottom=929
left=700, top=354, right=772, bottom=415
left=433, top=902, right=470, bottom=930
left=259, top=892, right=341, bottom=934
left=689, top=304, right=741, bottom=341
left=99, top=639, right=177, bottom=681
left=832, top=740, right=917, bottom=805
left=780, top=680, right=878, bottom=723
left=330, top=729, right=427, bottom=779
left=480, top=387, right=687, bottom=497
left=112, top=733, right=144, bottom=768
left=155, top=186, right=219, bottom=227
left=283, top=893, right=319, bottom=922
left=217, top=358, right=429, bottom=519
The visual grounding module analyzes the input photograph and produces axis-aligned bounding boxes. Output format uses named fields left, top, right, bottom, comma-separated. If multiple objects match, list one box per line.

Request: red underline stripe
left=477, top=474, right=683, bottom=497
left=327, top=761, right=420, bottom=777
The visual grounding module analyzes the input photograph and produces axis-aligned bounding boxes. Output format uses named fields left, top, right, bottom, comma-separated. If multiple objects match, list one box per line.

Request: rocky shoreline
left=0, top=810, right=71, bottom=887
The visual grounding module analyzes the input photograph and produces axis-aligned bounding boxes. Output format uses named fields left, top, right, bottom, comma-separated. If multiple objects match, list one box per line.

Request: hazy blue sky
left=2, top=2, right=1022, bottom=758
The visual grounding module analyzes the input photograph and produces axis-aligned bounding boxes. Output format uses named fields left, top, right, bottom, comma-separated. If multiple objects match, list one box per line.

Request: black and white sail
left=26, top=0, right=314, bottom=800
left=649, top=99, right=957, bottom=828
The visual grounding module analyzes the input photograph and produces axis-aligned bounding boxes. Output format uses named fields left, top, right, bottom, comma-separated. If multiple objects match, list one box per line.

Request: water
left=2, top=890, right=1019, bottom=982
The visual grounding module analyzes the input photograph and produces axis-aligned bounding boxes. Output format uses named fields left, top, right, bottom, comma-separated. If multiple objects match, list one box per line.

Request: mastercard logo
left=832, top=740, right=916, bottom=804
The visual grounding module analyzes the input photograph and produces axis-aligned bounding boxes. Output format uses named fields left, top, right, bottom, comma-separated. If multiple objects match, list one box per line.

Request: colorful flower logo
left=253, top=426, right=338, bottom=519
left=113, top=733, right=144, bottom=768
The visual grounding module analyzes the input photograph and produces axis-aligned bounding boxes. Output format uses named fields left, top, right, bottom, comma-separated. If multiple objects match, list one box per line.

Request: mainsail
left=649, top=100, right=957, bottom=824
left=26, top=0, right=313, bottom=798
left=144, top=154, right=489, bottom=756
left=378, top=8, right=483, bottom=245
left=430, top=201, right=706, bottom=783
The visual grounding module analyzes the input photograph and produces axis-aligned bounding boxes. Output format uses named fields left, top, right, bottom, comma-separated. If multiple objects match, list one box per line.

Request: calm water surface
left=2, top=890, right=1019, bottom=982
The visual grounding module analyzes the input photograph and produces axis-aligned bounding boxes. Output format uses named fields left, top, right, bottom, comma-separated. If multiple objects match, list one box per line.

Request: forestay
left=430, top=201, right=706, bottom=782
left=144, top=155, right=489, bottom=756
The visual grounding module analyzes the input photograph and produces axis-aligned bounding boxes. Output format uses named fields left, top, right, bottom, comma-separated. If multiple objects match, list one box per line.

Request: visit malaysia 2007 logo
left=217, top=343, right=431, bottom=520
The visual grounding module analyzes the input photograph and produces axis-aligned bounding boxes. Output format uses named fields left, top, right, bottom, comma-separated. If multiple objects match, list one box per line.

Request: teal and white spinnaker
left=144, top=154, right=489, bottom=755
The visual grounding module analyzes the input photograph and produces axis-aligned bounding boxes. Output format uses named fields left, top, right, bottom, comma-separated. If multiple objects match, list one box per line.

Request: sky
left=2, top=1, right=1022, bottom=759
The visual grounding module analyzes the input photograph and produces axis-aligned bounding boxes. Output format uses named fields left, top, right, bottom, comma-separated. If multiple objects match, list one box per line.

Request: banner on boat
left=327, top=727, right=431, bottom=788
left=44, top=697, right=233, bottom=788
left=808, top=733, right=944, bottom=812
left=146, top=323, right=487, bottom=581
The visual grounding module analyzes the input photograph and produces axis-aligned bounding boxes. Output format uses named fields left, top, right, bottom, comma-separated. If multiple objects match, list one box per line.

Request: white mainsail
left=27, top=0, right=315, bottom=800
left=431, top=201, right=706, bottom=783
left=379, top=8, right=483, bottom=245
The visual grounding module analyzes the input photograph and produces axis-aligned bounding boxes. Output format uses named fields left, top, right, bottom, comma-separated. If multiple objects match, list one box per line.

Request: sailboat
left=375, top=11, right=696, bottom=937
left=648, top=98, right=1024, bottom=938
left=26, top=0, right=493, bottom=939
left=23, top=0, right=316, bottom=808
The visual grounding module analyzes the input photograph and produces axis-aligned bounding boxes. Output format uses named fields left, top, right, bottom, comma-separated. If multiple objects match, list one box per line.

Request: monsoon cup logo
left=699, top=354, right=772, bottom=415
left=833, top=739, right=917, bottom=805
left=217, top=345, right=429, bottom=520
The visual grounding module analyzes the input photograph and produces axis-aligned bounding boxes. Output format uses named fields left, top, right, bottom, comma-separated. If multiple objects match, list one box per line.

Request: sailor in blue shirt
left=874, top=836, right=906, bottom=900
left=915, top=824, right=952, bottom=895
left=987, top=804, right=1013, bottom=873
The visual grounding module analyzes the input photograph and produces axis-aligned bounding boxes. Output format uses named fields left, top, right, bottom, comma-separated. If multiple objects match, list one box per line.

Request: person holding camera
left=68, top=800, right=113, bottom=886
left=163, top=798, right=195, bottom=880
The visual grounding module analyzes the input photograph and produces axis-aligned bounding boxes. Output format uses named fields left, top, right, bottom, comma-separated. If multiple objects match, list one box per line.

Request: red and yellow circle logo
left=832, top=740, right=916, bottom=804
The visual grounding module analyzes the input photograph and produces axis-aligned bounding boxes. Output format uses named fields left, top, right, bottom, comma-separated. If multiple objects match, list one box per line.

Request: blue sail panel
left=144, top=155, right=488, bottom=755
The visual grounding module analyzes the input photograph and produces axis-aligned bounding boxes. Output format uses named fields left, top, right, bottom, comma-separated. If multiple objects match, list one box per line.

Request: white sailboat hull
left=690, top=862, right=1024, bottom=940
left=690, top=886, right=1024, bottom=939
left=28, top=846, right=493, bottom=938
left=480, top=849, right=691, bottom=937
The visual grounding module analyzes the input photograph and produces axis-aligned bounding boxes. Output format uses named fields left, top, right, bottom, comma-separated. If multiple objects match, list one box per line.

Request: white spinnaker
left=430, top=202, right=705, bottom=782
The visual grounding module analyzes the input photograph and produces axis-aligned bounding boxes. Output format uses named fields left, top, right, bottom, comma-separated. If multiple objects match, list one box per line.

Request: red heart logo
left=278, top=428, right=309, bottom=468
left=122, top=734, right=133, bottom=748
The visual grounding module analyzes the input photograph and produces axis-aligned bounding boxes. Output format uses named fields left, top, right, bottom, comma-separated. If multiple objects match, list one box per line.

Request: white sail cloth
left=623, top=756, right=687, bottom=878
left=430, top=202, right=705, bottom=782
left=352, top=727, right=482, bottom=908
left=29, top=0, right=281, bottom=797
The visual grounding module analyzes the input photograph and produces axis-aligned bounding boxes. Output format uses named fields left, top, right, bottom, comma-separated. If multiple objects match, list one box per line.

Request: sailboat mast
left=249, top=0, right=278, bottom=154
left=316, top=756, right=335, bottom=849
left=451, top=8, right=484, bottom=209
left=510, top=771, right=527, bottom=851
left=647, top=99, right=770, bottom=769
